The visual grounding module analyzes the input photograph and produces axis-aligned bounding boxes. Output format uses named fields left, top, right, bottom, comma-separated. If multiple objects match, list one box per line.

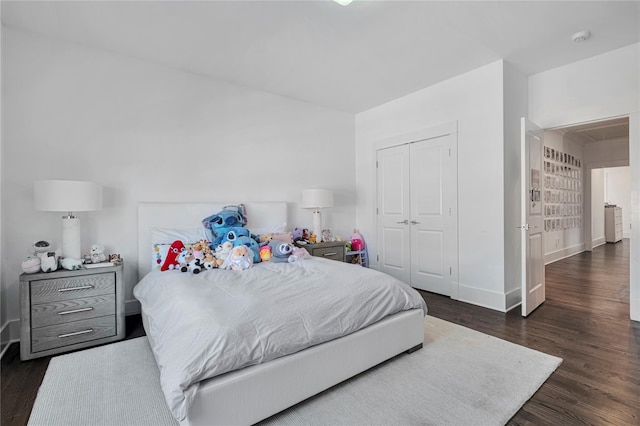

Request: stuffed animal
left=202, top=252, right=219, bottom=270
left=61, top=257, right=83, bottom=271
left=202, top=205, right=248, bottom=244
left=221, top=245, right=254, bottom=271
left=268, top=240, right=294, bottom=263
left=161, top=240, right=185, bottom=271
left=190, top=240, right=209, bottom=260
left=178, top=247, right=203, bottom=274
left=109, top=253, right=123, bottom=266
left=292, top=227, right=304, bottom=242
left=234, top=235, right=261, bottom=263
left=214, top=241, right=233, bottom=263
left=40, top=252, right=58, bottom=273
left=259, top=233, right=273, bottom=246
left=22, top=256, right=41, bottom=274
left=90, top=244, right=107, bottom=264
left=222, top=227, right=251, bottom=245
left=259, top=245, right=272, bottom=262
left=291, top=247, right=309, bottom=262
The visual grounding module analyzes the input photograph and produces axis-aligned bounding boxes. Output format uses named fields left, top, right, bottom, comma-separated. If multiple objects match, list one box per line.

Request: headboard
left=137, top=202, right=288, bottom=280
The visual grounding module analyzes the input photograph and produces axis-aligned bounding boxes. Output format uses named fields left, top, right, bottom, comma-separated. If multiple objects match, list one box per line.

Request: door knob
left=410, top=220, right=420, bottom=225
left=396, top=220, right=408, bottom=224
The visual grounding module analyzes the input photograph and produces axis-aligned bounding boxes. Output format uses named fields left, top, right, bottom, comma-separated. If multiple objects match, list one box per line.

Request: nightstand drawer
left=31, top=316, right=116, bottom=353
left=313, top=246, right=345, bottom=261
left=31, top=274, right=115, bottom=304
left=31, top=294, right=116, bottom=328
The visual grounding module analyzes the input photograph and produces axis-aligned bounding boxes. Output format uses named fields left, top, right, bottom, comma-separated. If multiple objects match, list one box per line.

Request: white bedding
left=133, top=257, right=427, bottom=421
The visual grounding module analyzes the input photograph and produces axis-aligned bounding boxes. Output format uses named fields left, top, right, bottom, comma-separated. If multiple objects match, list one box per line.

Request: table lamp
left=301, top=188, right=333, bottom=242
left=34, top=180, right=103, bottom=260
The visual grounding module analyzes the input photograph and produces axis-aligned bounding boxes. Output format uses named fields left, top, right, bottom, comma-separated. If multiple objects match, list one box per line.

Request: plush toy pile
left=158, top=205, right=309, bottom=273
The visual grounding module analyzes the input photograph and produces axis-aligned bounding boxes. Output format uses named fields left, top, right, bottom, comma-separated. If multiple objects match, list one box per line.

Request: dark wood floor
left=424, top=240, right=639, bottom=425
left=2, top=240, right=638, bottom=425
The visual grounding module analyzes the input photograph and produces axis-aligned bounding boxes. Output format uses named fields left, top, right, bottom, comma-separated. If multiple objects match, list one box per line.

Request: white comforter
left=133, top=257, right=427, bottom=420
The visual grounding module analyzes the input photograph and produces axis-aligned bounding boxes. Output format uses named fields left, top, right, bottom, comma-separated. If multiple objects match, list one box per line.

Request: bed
left=135, top=202, right=427, bottom=425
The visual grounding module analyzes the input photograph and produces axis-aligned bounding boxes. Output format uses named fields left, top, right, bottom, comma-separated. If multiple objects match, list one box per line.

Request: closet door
left=409, top=134, right=457, bottom=296
left=377, top=144, right=411, bottom=284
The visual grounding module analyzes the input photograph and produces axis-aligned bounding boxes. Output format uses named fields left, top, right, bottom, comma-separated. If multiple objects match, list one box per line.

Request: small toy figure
left=90, top=244, right=107, bottom=264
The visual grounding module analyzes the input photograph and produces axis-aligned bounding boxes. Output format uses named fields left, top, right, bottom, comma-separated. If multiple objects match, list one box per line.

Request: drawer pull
left=58, top=285, right=94, bottom=292
left=323, top=252, right=338, bottom=257
left=58, top=307, right=94, bottom=316
left=58, top=329, right=94, bottom=338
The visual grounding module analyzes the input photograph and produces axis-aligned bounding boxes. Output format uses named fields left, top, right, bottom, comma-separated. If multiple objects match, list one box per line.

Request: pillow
left=152, top=241, right=183, bottom=270
left=150, top=227, right=208, bottom=244
left=249, top=222, right=287, bottom=236
left=270, top=232, right=293, bottom=244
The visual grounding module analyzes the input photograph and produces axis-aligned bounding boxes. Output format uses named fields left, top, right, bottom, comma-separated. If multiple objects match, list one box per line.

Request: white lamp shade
left=35, top=180, right=103, bottom=212
left=301, top=188, right=334, bottom=209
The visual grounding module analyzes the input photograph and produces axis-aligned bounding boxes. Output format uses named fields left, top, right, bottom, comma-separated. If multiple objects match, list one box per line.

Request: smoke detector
left=572, top=30, right=591, bottom=42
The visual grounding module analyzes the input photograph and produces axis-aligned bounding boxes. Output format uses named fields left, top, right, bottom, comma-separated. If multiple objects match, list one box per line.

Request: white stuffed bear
left=221, top=245, right=254, bottom=271
left=90, top=244, right=107, bottom=264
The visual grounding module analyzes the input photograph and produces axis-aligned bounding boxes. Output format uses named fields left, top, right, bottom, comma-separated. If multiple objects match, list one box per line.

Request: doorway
left=543, top=117, right=631, bottom=309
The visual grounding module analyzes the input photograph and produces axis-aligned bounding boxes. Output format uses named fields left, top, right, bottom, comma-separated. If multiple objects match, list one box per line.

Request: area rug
left=28, top=316, right=561, bottom=426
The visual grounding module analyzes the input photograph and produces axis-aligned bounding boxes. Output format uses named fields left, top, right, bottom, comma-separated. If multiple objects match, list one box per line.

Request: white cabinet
left=605, top=206, right=623, bottom=243
left=376, top=133, right=458, bottom=297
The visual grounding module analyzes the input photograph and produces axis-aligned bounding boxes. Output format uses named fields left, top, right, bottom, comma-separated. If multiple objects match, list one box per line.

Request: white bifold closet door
left=377, top=134, right=458, bottom=297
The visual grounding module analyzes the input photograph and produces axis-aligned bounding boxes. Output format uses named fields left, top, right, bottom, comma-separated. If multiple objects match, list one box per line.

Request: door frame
left=372, top=121, right=459, bottom=299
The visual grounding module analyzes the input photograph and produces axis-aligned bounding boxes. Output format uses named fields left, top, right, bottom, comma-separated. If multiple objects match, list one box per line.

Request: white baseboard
left=592, top=237, right=606, bottom=249
left=0, top=320, right=20, bottom=360
left=545, top=243, right=585, bottom=265
left=504, top=287, right=522, bottom=312
left=457, top=284, right=508, bottom=313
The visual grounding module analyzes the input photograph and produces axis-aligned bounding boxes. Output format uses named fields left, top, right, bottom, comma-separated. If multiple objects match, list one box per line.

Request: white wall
left=1, top=27, right=356, bottom=328
left=502, top=61, right=529, bottom=310
left=591, top=169, right=605, bottom=246
left=529, top=43, right=640, bottom=320
left=356, top=61, right=509, bottom=311
left=605, top=166, right=631, bottom=238
left=0, top=6, right=5, bottom=354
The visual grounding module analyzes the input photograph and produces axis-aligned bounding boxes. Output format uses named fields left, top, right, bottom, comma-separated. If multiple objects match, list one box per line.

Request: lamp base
left=62, top=216, right=81, bottom=260
left=312, top=210, right=322, bottom=243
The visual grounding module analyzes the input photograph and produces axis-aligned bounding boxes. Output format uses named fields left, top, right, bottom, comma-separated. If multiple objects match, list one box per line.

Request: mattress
left=134, top=257, right=427, bottom=420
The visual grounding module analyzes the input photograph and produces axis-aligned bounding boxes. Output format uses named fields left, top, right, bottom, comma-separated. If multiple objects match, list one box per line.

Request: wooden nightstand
left=19, top=263, right=125, bottom=361
left=297, top=241, right=346, bottom=262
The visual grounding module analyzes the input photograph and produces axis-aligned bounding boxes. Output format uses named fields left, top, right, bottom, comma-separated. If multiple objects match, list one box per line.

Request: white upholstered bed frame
left=137, top=202, right=425, bottom=425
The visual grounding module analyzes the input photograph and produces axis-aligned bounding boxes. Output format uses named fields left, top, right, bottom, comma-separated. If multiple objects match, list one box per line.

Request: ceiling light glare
left=333, top=0, right=354, bottom=6
left=571, top=30, right=591, bottom=42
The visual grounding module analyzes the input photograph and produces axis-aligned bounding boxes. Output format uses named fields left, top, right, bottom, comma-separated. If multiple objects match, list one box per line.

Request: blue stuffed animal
left=222, top=227, right=251, bottom=245
left=235, top=235, right=262, bottom=263
left=202, top=205, right=248, bottom=245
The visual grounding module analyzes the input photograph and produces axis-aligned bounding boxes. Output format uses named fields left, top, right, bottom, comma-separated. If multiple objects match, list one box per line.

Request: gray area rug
left=28, top=316, right=561, bottom=426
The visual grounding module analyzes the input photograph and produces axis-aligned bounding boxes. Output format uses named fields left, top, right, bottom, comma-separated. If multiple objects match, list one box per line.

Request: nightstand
left=19, top=263, right=125, bottom=361
left=297, top=241, right=346, bottom=262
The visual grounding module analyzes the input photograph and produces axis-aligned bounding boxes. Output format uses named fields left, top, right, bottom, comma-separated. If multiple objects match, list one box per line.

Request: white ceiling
left=559, top=116, right=629, bottom=144
left=2, top=0, right=639, bottom=113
